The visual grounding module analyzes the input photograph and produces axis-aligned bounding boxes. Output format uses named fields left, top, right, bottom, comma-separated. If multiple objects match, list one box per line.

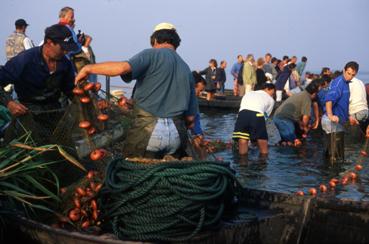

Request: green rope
left=100, top=158, right=240, bottom=242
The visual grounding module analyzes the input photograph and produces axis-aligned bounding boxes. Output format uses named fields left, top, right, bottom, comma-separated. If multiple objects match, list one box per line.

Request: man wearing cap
left=5, top=19, right=34, bottom=61
left=0, top=24, right=78, bottom=142
left=75, top=23, right=198, bottom=159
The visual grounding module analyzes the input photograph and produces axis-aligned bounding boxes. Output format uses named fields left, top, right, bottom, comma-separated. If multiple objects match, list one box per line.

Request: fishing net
left=55, top=88, right=133, bottom=160
left=6, top=86, right=133, bottom=165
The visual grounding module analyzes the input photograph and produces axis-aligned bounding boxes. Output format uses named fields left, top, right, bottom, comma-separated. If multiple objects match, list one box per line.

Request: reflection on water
left=201, top=109, right=369, bottom=201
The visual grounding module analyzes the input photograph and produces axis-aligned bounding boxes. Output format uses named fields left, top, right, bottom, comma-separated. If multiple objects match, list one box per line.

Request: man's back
left=122, top=48, right=196, bottom=118
left=5, top=32, right=26, bottom=60
left=240, top=90, right=275, bottom=116
left=349, top=77, right=367, bottom=115
left=274, top=91, right=311, bottom=122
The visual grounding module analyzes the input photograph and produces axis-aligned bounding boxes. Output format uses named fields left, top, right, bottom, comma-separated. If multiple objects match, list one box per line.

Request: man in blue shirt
left=321, top=61, right=359, bottom=162
left=231, top=55, right=243, bottom=96
left=75, top=23, right=198, bottom=159
left=0, top=24, right=78, bottom=142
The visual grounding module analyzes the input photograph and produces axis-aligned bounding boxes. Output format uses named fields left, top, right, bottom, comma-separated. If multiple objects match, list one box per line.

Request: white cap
left=153, top=22, right=176, bottom=32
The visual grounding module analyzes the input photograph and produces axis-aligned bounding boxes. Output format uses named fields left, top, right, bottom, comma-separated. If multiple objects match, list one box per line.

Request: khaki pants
left=245, top=84, right=253, bottom=93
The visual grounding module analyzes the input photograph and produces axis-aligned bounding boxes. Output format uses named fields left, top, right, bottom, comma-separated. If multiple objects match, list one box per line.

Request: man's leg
left=239, top=85, right=245, bottom=97
left=257, top=139, right=268, bottom=155
left=238, top=138, right=249, bottom=155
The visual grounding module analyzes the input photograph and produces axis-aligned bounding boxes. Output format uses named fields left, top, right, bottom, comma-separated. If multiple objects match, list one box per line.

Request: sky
left=1, top=0, right=369, bottom=87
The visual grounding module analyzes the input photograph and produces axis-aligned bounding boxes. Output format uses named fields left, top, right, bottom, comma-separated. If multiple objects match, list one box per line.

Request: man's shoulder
left=9, top=46, right=39, bottom=61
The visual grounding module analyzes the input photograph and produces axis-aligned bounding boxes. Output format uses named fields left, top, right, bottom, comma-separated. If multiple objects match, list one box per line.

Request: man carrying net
left=75, top=23, right=198, bottom=159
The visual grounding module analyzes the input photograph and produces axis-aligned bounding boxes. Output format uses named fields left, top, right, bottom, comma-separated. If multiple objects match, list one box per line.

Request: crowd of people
left=0, top=7, right=366, bottom=163
left=227, top=54, right=364, bottom=163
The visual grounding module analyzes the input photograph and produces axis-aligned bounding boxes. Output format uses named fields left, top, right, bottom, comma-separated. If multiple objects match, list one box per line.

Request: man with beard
left=0, top=24, right=78, bottom=142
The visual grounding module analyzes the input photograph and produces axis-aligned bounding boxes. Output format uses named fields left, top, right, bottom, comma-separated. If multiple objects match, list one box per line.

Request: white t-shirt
left=23, top=37, right=34, bottom=50
left=349, top=77, right=368, bottom=115
left=239, top=90, right=275, bottom=117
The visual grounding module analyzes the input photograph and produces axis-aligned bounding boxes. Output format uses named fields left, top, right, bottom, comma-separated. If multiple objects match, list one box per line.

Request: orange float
left=79, top=121, right=91, bottom=129
left=68, top=208, right=81, bottom=222
left=308, top=188, right=317, bottom=196
left=97, top=100, right=108, bottom=110
left=349, top=172, right=357, bottom=180
left=76, top=187, right=86, bottom=196
left=94, top=82, right=102, bottom=92
left=86, top=170, right=94, bottom=180
left=87, top=127, right=96, bottom=135
left=97, top=113, right=109, bottom=121
left=355, top=164, right=363, bottom=171
left=296, top=191, right=304, bottom=196
left=73, top=87, right=85, bottom=96
left=81, top=221, right=90, bottom=229
left=118, top=97, right=127, bottom=107
left=84, top=82, right=94, bottom=91
left=319, top=184, right=327, bottom=192
left=360, top=150, right=368, bottom=157
left=90, top=149, right=106, bottom=161
left=91, top=199, right=98, bottom=211
left=94, top=183, right=103, bottom=192
left=330, top=178, right=339, bottom=184
left=80, top=96, right=91, bottom=104
left=341, top=176, right=349, bottom=185
left=74, top=198, right=81, bottom=208
left=329, top=180, right=336, bottom=188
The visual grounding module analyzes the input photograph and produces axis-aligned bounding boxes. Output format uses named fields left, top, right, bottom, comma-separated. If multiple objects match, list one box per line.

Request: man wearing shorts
left=233, top=83, right=275, bottom=156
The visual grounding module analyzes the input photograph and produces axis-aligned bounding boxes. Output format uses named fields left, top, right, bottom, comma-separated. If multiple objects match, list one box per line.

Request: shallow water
left=201, top=109, right=369, bottom=201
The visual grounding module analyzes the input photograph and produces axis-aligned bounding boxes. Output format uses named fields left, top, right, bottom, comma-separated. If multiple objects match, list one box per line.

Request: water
left=201, top=109, right=369, bottom=201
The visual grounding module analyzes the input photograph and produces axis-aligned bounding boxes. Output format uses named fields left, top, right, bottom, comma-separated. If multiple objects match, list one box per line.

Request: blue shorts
left=233, top=109, right=268, bottom=141
left=273, top=117, right=297, bottom=142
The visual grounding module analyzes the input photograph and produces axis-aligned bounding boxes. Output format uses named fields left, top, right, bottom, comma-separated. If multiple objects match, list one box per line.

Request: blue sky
left=1, top=0, right=368, bottom=81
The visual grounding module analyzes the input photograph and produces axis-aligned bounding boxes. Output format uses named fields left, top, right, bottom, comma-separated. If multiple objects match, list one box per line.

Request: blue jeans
left=146, top=118, right=181, bottom=155
left=273, top=117, right=297, bottom=142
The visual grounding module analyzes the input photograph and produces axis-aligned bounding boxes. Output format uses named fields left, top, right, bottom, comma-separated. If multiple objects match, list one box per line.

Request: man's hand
left=328, top=114, right=339, bottom=123
left=75, top=65, right=91, bottom=85
left=192, top=135, right=204, bottom=148
left=7, top=100, right=28, bottom=117
left=311, top=119, right=319, bottom=130
left=185, top=115, right=195, bottom=129
left=349, top=116, right=359, bottom=126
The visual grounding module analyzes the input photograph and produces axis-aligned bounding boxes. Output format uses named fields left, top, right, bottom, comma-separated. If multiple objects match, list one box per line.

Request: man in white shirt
left=232, top=83, right=275, bottom=156
left=5, top=19, right=34, bottom=60
left=349, top=77, right=368, bottom=127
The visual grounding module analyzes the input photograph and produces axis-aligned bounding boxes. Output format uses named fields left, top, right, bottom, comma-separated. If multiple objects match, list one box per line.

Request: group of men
left=232, top=59, right=362, bottom=163
left=0, top=8, right=199, bottom=159
left=230, top=53, right=308, bottom=99
left=0, top=8, right=365, bottom=162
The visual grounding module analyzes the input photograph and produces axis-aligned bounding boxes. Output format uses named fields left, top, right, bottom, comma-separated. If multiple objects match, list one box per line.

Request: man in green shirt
left=75, top=23, right=198, bottom=158
left=273, top=82, right=320, bottom=146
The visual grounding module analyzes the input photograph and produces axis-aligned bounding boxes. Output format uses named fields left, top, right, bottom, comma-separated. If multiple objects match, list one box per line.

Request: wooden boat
left=197, top=95, right=241, bottom=110
left=4, top=187, right=369, bottom=244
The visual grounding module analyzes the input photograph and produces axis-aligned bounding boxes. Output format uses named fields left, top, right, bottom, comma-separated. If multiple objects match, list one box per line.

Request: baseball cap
left=15, top=19, right=29, bottom=27
left=153, top=22, right=176, bottom=32
left=44, top=24, right=79, bottom=52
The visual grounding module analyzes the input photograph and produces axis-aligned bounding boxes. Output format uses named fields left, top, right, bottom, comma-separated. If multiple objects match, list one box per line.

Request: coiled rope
left=100, top=158, right=240, bottom=242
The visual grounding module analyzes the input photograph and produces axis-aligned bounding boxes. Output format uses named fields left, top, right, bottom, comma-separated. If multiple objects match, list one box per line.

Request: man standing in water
left=233, top=83, right=275, bottom=156
left=75, top=23, right=198, bottom=159
left=321, top=61, right=359, bottom=162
